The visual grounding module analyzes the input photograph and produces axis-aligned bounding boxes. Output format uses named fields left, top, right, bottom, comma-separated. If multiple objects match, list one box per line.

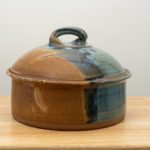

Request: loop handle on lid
left=49, top=27, right=88, bottom=48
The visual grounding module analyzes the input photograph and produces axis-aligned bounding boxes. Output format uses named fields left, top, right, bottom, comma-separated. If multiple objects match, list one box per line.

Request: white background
left=0, top=0, right=150, bottom=96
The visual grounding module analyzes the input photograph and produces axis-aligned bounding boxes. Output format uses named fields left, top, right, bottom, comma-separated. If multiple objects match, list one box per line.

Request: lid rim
left=7, top=68, right=131, bottom=86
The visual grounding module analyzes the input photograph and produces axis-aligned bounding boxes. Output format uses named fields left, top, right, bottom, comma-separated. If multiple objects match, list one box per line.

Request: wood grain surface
left=0, top=96, right=150, bottom=150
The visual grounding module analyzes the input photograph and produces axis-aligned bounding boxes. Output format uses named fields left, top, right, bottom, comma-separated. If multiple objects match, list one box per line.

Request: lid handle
left=49, top=27, right=88, bottom=48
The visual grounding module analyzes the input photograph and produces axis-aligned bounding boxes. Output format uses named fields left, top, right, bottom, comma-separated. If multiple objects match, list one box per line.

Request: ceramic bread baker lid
left=8, top=27, right=131, bottom=85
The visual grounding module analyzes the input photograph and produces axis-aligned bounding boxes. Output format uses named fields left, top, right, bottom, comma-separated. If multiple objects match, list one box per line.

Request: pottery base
left=13, top=114, right=125, bottom=131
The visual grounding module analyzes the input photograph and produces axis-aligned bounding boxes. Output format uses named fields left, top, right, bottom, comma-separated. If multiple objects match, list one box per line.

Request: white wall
left=0, top=0, right=150, bottom=96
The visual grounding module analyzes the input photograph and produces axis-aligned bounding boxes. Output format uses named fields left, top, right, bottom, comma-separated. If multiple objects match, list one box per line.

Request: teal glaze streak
left=79, top=47, right=124, bottom=76
left=85, top=83, right=126, bottom=123
left=41, top=45, right=125, bottom=80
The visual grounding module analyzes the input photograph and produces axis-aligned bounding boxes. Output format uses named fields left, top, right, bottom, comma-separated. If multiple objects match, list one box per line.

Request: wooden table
left=0, top=96, right=150, bottom=150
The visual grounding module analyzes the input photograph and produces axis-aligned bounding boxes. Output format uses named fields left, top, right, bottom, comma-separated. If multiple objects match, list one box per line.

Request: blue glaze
left=41, top=44, right=124, bottom=81
left=40, top=45, right=104, bottom=79
left=85, top=83, right=125, bottom=123
left=79, top=47, right=124, bottom=76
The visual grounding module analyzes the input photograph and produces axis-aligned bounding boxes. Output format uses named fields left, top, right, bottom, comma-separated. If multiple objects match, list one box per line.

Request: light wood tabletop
left=0, top=96, right=150, bottom=150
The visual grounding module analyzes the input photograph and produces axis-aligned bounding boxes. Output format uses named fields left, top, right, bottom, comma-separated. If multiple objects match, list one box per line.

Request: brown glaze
left=10, top=48, right=85, bottom=81
left=13, top=113, right=124, bottom=131
left=11, top=79, right=88, bottom=125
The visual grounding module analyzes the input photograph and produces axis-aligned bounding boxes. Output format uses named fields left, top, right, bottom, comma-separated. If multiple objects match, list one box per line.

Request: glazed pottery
left=8, top=27, right=131, bottom=130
